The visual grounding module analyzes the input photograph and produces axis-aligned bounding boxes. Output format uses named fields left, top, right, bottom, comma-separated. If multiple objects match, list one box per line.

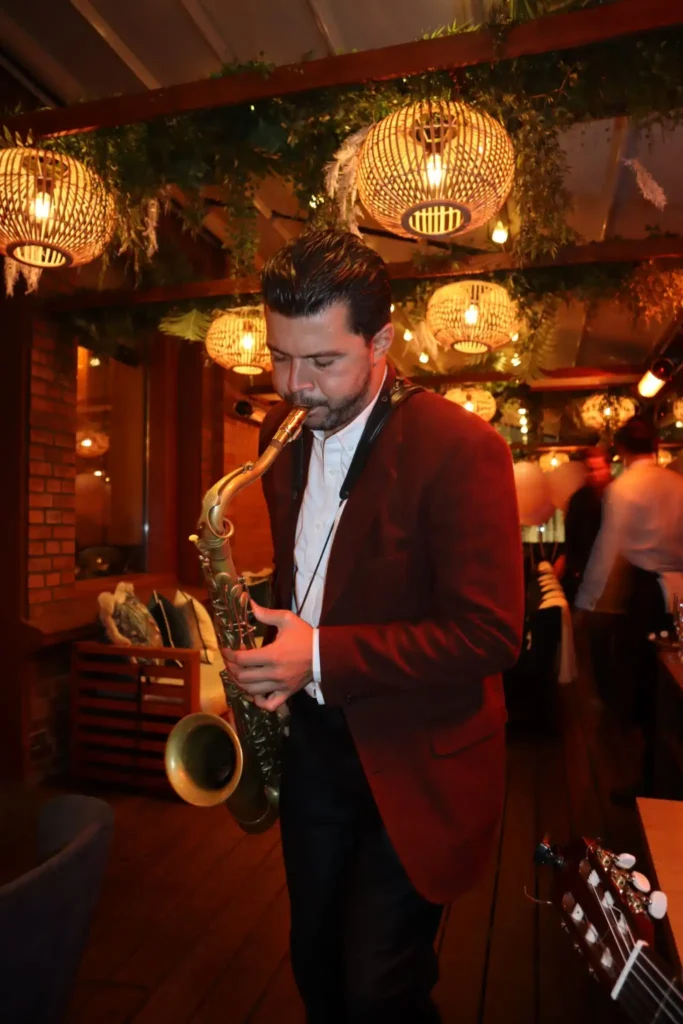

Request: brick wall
left=27, top=322, right=77, bottom=620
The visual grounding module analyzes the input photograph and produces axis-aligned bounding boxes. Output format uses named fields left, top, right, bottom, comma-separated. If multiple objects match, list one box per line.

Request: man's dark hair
left=614, top=415, right=657, bottom=455
left=261, top=229, right=392, bottom=342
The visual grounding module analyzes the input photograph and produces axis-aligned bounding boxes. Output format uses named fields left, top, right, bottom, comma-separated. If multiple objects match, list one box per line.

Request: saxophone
left=164, top=405, right=308, bottom=834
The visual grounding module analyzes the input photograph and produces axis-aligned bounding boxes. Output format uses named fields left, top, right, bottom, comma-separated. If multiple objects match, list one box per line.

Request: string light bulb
left=491, top=220, right=508, bottom=245
left=418, top=352, right=429, bottom=364
left=404, top=329, right=413, bottom=342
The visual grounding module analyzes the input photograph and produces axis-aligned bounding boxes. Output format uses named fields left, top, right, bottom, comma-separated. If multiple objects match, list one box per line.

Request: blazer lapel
left=272, top=428, right=312, bottom=610
left=320, top=414, right=400, bottom=621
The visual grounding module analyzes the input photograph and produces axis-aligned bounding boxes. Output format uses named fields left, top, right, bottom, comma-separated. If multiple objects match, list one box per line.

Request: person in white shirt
left=576, top=415, right=683, bottom=803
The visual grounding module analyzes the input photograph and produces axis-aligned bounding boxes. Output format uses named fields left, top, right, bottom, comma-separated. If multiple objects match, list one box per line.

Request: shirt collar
left=312, top=367, right=388, bottom=455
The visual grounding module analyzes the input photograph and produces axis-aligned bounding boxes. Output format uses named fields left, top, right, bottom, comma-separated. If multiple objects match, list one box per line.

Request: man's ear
left=371, top=321, right=394, bottom=361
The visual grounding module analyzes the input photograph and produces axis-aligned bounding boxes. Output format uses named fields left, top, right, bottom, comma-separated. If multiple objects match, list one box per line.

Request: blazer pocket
left=428, top=717, right=501, bottom=759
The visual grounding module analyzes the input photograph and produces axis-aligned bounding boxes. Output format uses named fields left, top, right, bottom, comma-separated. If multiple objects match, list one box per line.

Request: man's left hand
left=221, top=600, right=314, bottom=712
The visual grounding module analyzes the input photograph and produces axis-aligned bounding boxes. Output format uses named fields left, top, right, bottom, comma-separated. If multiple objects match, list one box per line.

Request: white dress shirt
left=293, top=370, right=387, bottom=703
left=575, top=456, right=683, bottom=612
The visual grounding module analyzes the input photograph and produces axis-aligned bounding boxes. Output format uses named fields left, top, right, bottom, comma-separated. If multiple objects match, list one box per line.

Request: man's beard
left=286, top=366, right=373, bottom=433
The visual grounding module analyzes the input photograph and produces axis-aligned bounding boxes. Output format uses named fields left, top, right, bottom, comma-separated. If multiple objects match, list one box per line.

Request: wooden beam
left=43, top=236, right=683, bottom=312
left=4, top=0, right=683, bottom=139
left=406, top=367, right=641, bottom=390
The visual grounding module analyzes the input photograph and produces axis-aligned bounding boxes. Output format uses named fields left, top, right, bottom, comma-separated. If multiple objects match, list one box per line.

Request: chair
left=0, top=794, right=114, bottom=1023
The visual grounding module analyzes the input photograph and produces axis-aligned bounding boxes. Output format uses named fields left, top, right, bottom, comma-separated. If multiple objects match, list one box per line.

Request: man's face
left=266, top=301, right=388, bottom=432
left=586, top=454, right=611, bottom=488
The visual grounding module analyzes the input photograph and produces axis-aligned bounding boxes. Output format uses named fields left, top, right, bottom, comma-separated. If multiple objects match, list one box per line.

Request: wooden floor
left=14, top=657, right=655, bottom=1023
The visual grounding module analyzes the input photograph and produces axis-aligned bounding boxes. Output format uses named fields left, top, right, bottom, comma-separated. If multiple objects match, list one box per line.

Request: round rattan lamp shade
left=205, top=308, right=271, bottom=375
left=427, top=281, right=519, bottom=354
left=444, top=387, right=497, bottom=422
left=0, top=148, right=115, bottom=269
left=356, top=100, right=515, bottom=241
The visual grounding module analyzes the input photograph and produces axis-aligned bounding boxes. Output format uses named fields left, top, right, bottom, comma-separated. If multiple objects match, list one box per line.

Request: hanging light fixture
left=580, top=393, right=637, bottom=431
left=204, top=307, right=271, bottom=375
left=638, top=358, right=674, bottom=398
left=444, top=387, right=497, bottom=422
left=427, top=281, right=520, bottom=354
left=355, top=100, right=515, bottom=241
left=539, top=450, right=570, bottom=473
left=76, top=430, right=109, bottom=458
left=0, top=147, right=115, bottom=269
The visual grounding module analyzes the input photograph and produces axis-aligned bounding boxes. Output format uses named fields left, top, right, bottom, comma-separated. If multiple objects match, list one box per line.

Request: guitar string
left=588, top=882, right=683, bottom=1021
left=597, top=896, right=683, bottom=1022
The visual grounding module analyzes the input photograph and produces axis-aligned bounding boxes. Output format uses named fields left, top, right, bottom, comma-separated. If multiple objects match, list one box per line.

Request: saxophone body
left=164, top=406, right=308, bottom=834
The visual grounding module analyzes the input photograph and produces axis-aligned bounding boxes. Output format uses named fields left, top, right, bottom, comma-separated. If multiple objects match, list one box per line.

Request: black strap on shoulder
left=291, top=375, right=423, bottom=504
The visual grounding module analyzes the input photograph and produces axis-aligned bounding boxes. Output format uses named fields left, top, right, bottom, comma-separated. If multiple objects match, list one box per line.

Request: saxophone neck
left=200, top=405, right=308, bottom=540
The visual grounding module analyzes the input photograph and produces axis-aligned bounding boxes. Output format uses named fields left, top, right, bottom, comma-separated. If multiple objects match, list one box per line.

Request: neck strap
left=292, top=375, right=423, bottom=504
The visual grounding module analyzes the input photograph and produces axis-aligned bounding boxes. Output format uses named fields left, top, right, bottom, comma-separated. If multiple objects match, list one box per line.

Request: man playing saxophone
left=222, top=229, right=524, bottom=1024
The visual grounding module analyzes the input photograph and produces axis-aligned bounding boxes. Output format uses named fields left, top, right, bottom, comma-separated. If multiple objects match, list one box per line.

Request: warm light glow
left=603, top=406, right=612, bottom=418
left=511, top=332, right=519, bottom=343
left=418, top=352, right=429, bottom=364
left=32, top=191, right=52, bottom=221
left=520, top=425, right=529, bottom=435
left=550, top=456, right=558, bottom=467
left=638, top=369, right=668, bottom=398
left=240, top=332, right=255, bottom=351
left=89, top=356, right=101, bottom=368
left=425, top=153, right=443, bottom=189
left=518, top=406, right=527, bottom=416
left=403, top=329, right=413, bottom=342
left=464, top=400, right=475, bottom=412
left=94, top=469, right=103, bottom=477
left=511, top=355, right=521, bottom=367
left=80, top=437, right=93, bottom=448
left=390, top=303, right=395, bottom=313
left=677, top=420, right=683, bottom=429
left=491, top=220, right=508, bottom=245
left=464, top=303, right=479, bottom=326
left=519, top=415, right=528, bottom=426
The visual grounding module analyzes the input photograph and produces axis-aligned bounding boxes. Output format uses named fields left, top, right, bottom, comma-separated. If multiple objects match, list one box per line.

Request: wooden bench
left=70, top=641, right=229, bottom=793
left=637, top=796, right=683, bottom=971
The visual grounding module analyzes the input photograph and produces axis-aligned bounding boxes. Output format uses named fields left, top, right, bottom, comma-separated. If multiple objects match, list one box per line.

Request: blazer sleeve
left=317, top=425, right=524, bottom=705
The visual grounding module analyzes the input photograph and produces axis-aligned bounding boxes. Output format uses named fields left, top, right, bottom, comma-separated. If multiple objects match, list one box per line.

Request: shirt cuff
left=312, top=628, right=324, bottom=704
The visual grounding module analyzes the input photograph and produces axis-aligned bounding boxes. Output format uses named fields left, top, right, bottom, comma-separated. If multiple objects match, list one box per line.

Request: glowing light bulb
left=240, top=332, right=255, bottom=351
left=677, top=420, right=683, bottom=429
left=403, top=329, right=413, bottom=342
left=518, top=407, right=527, bottom=416
left=464, top=303, right=479, bottom=326
left=390, top=304, right=395, bottom=313
left=520, top=425, right=529, bottom=435
left=89, top=356, right=101, bottom=368
left=32, top=191, right=52, bottom=220
left=464, top=400, right=475, bottom=412
left=603, top=406, right=612, bottom=418
left=511, top=332, right=519, bottom=343
left=94, top=470, right=103, bottom=477
left=492, top=220, right=508, bottom=245
left=80, top=437, right=93, bottom=448
left=418, top=352, right=429, bottom=364
left=425, top=153, right=443, bottom=188
left=511, top=355, right=521, bottom=368
left=519, top=415, right=528, bottom=426
left=551, top=456, right=558, bottom=467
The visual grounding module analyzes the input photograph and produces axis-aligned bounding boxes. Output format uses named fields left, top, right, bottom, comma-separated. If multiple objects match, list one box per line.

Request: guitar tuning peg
left=648, top=891, right=668, bottom=920
left=616, top=852, right=636, bottom=870
left=631, top=871, right=651, bottom=894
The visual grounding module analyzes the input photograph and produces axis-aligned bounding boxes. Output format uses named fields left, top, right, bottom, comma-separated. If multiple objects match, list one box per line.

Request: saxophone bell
left=165, top=712, right=243, bottom=808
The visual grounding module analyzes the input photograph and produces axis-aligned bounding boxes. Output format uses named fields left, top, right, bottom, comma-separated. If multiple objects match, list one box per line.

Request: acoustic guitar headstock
left=534, top=834, right=668, bottom=992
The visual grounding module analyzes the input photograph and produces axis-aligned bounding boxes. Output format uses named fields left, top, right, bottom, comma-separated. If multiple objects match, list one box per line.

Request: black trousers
left=279, top=691, right=444, bottom=1024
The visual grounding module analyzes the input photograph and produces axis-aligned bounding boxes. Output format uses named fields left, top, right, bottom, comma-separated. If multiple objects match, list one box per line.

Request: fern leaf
left=158, top=309, right=214, bottom=343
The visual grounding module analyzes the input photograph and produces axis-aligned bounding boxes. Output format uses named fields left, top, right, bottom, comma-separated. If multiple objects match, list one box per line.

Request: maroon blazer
left=259, top=375, right=524, bottom=904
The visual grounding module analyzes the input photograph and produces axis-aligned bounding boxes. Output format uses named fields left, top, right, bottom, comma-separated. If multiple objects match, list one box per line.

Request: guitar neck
left=612, top=941, right=682, bottom=1022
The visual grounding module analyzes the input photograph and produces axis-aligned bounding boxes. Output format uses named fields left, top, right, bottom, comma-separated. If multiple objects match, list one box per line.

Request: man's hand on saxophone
left=222, top=600, right=314, bottom=712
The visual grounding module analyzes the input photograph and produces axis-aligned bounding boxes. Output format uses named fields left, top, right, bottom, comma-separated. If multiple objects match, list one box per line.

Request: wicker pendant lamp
left=444, top=387, right=497, bottom=422
left=356, top=100, right=515, bottom=241
left=205, top=307, right=271, bottom=375
left=0, top=148, right=115, bottom=269
left=427, top=281, right=519, bottom=354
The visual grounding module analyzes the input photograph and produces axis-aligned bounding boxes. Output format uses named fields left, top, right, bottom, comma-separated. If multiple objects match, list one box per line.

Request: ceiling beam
left=401, top=368, right=642, bottom=390
left=42, top=235, right=683, bottom=311
left=4, top=0, right=683, bottom=139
